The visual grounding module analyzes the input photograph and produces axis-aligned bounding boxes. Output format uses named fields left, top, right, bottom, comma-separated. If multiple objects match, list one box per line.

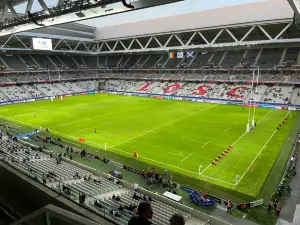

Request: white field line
left=112, top=105, right=217, bottom=148
left=199, top=164, right=211, bottom=175
left=167, top=152, right=185, bottom=157
left=235, top=129, right=277, bottom=186
left=180, top=153, right=193, bottom=162
left=223, top=127, right=230, bottom=132
left=200, top=109, right=273, bottom=176
left=51, top=108, right=128, bottom=128
left=235, top=110, right=290, bottom=186
left=201, top=140, right=211, bottom=148
left=189, top=139, right=206, bottom=144
left=231, top=132, right=247, bottom=146
left=202, top=174, right=236, bottom=186
left=257, top=109, right=273, bottom=124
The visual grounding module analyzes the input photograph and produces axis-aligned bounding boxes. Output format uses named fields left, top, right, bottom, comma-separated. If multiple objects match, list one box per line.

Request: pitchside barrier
left=0, top=89, right=298, bottom=111
left=16, top=139, right=232, bottom=225
left=107, top=90, right=300, bottom=110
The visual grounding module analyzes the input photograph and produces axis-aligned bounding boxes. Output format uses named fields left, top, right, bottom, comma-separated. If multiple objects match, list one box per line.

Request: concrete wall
left=94, top=0, right=294, bottom=40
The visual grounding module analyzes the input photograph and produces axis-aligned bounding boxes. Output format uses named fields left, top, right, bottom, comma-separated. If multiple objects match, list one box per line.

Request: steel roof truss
left=210, top=29, right=224, bottom=44
left=98, top=42, right=104, bottom=52
left=225, top=29, right=238, bottom=42
left=82, top=42, right=90, bottom=51
left=74, top=41, right=81, bottom=51
left=112, top=41, right=119, bottom=51
left=164, top=34, right=174, bottom=47
left=54, top=39, right=63, bottom=50
left=174, top=34, right=184, bottom=46
left=1, top=34, right=13, bottom=47
left=90, top=43, right=97, bottom=52
left=104, top=42, right=112, bottom=51
left=275, top=22, right=292, bottom=39
left=62, top=39, right=72, bottom=50
left=154, top=36, right=163, bottom=47
left=257, top=25, right=272, bottom=40
left=1, top=3, right=8, bottom=22
left=144, top=36, right=153, bottom=48
left=186, top=32, right=197, bottom=46
left=135, top=38, right=144, bottom=49
left=6, top=1, right=17, bottom=18
left=37, top=0, right=50, bottom=12
left=14, top=35, right=29, bottom=49
left=25, top=0, right=34, bottom=15
left=127, top=39, right=135, bottom=50
left=119, top=40, right=127, bottom=50
left=198, top=32, right=209, bottom=44
left=240, top=26, right=256, bottom=42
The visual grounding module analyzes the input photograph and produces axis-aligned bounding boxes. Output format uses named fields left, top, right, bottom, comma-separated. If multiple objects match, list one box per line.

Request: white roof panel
left=94, top=0, right=293, bottom=40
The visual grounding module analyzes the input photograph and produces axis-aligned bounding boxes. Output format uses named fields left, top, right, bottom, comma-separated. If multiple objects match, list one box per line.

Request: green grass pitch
left=0, top=94, right=298, bottom=198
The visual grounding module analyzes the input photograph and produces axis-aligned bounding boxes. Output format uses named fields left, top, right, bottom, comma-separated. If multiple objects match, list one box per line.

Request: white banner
left=32, top=38, right=53, bottom=51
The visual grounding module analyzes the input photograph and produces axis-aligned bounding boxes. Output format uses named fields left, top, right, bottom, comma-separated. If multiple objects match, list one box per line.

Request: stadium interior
left=0, top=0, right=300, bottom=225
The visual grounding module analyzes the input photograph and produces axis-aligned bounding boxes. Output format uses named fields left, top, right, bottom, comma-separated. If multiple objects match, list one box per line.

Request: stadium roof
left=92, top=0, right=294, bottom=41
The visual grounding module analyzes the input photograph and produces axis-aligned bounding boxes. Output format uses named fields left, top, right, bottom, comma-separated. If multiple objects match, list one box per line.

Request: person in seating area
left=128, top=202, right=153, bottom=225
left=170, top=213, right=185, bottom=225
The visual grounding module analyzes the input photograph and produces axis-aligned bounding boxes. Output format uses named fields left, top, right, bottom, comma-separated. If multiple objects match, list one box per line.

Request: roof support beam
left=275, top=22, right=292, bottom=39
left=1, top=34, right=13, bottom=47
left=145, top=37, right=153, bottom=48
left=119, top=40, right=127, bottom=50
left=14, top=35, right=29, bottom=49
left=6, top=1, right=17, bottom=18
left=128, top=39, right=135, bottom=50
left=112, top=41, right=119, bottom=51
left=211, top=29, right=224, bottom=44
left=164, top=34, right=173, bottom=47
left=63, top=39, right=72, bottom=50
left=104, top=42, right=112, bottom=51
left=74, top=41, right=82, bottom=51
left=175, top=34, right=185, bottom=46
left=98, top=42, right=104, bottom=52
left=198, top=32, right=209, bottom=44
left=58, top=0, right=65, bottom=5
left=0, top=3, right=8, bottom=22
left=257, top=25, right=272, bottom=40
left=135, top=39, right=144, bottom=49
left=37, top=0, right=50, bottom=12
left=154, top=37, right=163, bottom=47
left=54, top=39, right=63, bottom=50
left=25, top=0, right=34, bottom=14
left=225, top=29, right=238, bottom=42
left=240, top=26, right=255, bottom=42
left=186, top=32, right=196, bottom=46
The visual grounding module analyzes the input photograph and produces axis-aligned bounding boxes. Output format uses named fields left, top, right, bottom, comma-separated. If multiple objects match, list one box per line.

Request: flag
left=168, top=52, right=175, bottom=59
left=186, top=51, right=194, bottom=58
left=177, top=52, right=184, bottom=59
